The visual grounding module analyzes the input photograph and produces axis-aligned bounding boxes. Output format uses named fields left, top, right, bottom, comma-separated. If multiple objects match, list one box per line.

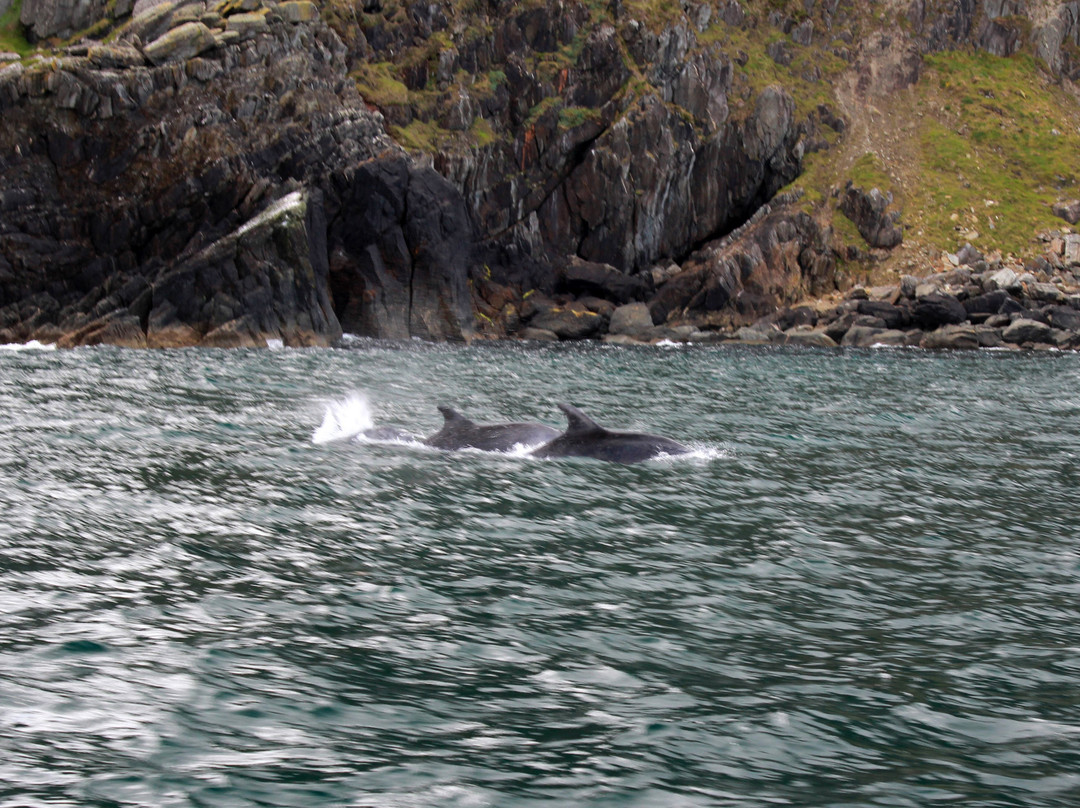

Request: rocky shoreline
left=3, top=0, right=1080, bottom=353
left=511, top=238, right=1080, bottom=352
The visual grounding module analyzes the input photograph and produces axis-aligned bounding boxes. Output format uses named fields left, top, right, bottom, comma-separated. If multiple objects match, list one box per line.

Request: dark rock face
left=328, top=159, right=473, bottom=341
left=5, top=0, right=1080, bottom=352
left=0, top=3, right=474, bottom=346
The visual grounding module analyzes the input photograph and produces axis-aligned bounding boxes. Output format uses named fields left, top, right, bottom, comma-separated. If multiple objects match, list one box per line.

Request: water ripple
left=1, top=344, right=1079, bottom=807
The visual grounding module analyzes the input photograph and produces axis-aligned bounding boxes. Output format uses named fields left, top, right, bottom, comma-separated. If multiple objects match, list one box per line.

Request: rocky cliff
left=1, top=0, right=475, bottom=346
left=2, top=0, right=1080, bottom=348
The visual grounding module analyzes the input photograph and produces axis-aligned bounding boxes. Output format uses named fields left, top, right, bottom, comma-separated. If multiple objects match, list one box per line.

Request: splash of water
left=1, top=340, right=56, bottom=352
left=311, top=393, right=374, bottom=444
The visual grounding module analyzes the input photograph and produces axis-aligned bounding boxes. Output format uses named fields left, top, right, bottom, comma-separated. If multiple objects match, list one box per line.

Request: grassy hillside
left=791, top=48, right=1080, bottom=274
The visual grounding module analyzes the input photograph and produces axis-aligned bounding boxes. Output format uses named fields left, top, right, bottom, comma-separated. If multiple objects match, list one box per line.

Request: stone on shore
left=529, top=305, right=604, bottom=340
left=1002, top=318, right=1053, bottom=345
left=607, top=302, right=655, bottom=336
left=785, top=327, right=837, bottom=347
left=518, top=327, right=558, bottom=342
left=921, top=324, right=980, bottom=350
left=913, top=292, right=967, bottom=329
left=841, top=325, right=911, bottom=348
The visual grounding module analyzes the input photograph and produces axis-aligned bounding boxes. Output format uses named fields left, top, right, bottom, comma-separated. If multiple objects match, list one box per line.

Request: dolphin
left=530, top=403, right=690, bottom=463
left=423, top=406, right=560, bottom=452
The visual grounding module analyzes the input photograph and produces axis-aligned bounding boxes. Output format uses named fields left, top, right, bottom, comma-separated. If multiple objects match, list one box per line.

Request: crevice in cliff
left=481, top=125, right=605, bottom=245
left=679, top=183, right=791, bottom=265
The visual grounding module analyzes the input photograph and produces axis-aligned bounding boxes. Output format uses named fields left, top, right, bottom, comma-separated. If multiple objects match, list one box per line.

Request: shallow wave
left=0, top=340, right=56, bottom=352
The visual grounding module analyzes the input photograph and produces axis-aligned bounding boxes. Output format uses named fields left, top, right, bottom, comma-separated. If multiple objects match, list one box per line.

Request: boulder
left=963, top=289, right=1010, bottom=316
left=608, top=302, right=655, bottom=336
left=985, top=267, right=1021, bottom=292
left=1052, top=200, right=1080, bottom=225
left=734, top=326, right=784, bottom=344
left=857, top=299, right=908, bottom=329
left=1026, top=282, right=1066, bottom=305
left=557, top=257, right=647, bottom=304
left=920, top=324, right=980, bottom=350
left=518, top=327, right=558, bottom=341
left=529, top=305, right=604, bottom=340
left=226, top=11, right=271, bottom=39
left=785, top=327, right=837, bottom=347
left=144, top=22, right=218, bottom=65
left=277, top=1, right=319, bottom=23
left=841, top=325, right=910, bottom=347
left=88, top=45, right=148, bottom=69
left=975, top=327, right=1007, bottom=348
left=1045, top=305, right=1080, bottom=331
left=839, top=183, right=903, bottom=249
left=1002, top=318, right=1053, bottom=345
left=912, top=292, right=968, bottom=329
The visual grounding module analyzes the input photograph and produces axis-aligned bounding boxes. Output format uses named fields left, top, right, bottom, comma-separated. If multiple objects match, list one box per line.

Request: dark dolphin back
left=532, top=402, right=690, bottom=463
left=427, top=405, right=558, bottom=451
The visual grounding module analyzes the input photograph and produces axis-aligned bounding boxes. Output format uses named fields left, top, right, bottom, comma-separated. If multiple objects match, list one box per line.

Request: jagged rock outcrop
left=646, top=195, right=838, bottom=329
left=839, top=184, right=903, bottom=249
left=0, top=0, right=475, bottom=346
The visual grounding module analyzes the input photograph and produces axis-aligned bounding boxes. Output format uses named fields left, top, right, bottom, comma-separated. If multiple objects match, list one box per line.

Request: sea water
left=1, top=340, right=1079, bottom=807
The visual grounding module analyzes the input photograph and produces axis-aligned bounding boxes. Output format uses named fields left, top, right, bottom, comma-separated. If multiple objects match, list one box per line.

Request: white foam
left=661, top=444, right=733, bottom=464
left=0, top=340, right=56, bottom=352
left=266, top=338, right=284, bottom=351
left=311, top=393, right=374, bottom=444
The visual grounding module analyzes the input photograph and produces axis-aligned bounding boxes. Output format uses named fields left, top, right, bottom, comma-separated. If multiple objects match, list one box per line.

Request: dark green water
left=2, top=340, right=1079, bottom=807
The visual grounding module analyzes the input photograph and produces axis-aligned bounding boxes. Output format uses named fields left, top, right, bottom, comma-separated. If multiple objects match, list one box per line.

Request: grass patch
left=0, top=0, right=32, bottom=57
left=848, top=151, right=894, bottom=196
left=558, top=105, right=599, bottom=129
left=470, top=115, right=496, bottom=146
left=389, top=118, right=446, bottom=152
left=352, top=61, right=410, bottom=107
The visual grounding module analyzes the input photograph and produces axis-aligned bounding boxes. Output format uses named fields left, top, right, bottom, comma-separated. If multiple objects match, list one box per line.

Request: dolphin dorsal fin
left=437, top=405, right=473, bottom=426
left=558, top=403, right=604, bottom=436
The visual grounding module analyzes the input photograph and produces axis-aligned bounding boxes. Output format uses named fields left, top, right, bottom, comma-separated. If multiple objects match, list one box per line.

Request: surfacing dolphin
left=530, top=403, right=690, bottom=464
left=423, top=405, right=560, bottom=452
